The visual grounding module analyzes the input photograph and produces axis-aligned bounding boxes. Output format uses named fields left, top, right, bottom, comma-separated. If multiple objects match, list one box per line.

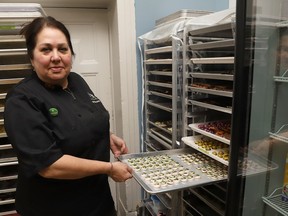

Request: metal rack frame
left=0, top=3, right=46, bottom=215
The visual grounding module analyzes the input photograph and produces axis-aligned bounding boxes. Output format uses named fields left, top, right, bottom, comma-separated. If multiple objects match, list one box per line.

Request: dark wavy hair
left=20, top=16, right=75, bottom=59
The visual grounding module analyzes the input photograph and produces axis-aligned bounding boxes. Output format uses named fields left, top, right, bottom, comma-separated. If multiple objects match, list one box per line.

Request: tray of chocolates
left=182, top=135, right=229, bottom=166
left=118, top=148, right=228, bottom=194
left=189, top=120, right=231, bottom=144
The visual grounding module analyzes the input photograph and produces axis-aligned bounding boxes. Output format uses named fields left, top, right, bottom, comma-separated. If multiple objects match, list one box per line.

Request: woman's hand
left=110, top=133, right=128, bottom=158
left=109, top=161, right=133, bottom=182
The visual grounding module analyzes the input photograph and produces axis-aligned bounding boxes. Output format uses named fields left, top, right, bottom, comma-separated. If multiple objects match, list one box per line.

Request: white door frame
left=109, top=1, right=141, bottom=214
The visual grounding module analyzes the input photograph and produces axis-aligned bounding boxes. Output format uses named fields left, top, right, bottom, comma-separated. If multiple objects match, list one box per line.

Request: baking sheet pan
left=118, top=149, right=228, bottom=194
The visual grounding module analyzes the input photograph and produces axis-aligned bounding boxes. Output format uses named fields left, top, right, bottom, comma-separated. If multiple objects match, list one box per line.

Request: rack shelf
left=263, top=188, right=288, bottom=216
left=190, top=72, right=233, bottom=81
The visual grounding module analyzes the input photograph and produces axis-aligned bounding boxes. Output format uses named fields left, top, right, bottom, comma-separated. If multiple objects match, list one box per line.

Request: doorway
left=45, top=8, right=114, bottom=125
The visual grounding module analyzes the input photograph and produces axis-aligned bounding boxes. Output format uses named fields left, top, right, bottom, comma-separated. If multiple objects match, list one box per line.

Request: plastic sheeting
left=138, top=7, right=236, bottom=43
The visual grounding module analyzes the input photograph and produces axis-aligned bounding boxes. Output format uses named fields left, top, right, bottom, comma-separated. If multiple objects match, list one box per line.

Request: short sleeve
left=4, top=92, right=63, bottom=177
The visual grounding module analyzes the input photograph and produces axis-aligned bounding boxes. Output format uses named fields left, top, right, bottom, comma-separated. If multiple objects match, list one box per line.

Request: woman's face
left=31, top=27, right=72, bottom=88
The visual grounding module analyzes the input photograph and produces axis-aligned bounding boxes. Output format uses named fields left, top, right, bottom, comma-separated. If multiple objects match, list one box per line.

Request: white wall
left=229, top=0, right=236, bottom=8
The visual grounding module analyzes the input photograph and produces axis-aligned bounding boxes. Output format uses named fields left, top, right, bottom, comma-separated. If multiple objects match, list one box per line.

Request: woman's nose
left=51, top=50, right=61, bottom=62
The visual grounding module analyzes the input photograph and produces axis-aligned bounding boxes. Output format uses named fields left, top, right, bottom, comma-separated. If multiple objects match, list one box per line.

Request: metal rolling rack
left=143, top=38, right=183, bottom=152
left=142, top=36, right=183, bottom=215
left=181, top=21, right=235, bottom=215
left=0, top=4, right=46, bottom=215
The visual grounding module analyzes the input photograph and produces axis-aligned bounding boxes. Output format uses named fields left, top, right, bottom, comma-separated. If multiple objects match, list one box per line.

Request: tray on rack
left=189, top=86, right=233, bottom=97
left=182, top=135, right=229, bottom=166
left=189, top=121, right=231, bottom=145
left=118, top=149, right=228, bottom=194
left=191, top=57, right=234, bottom=64
left=189, top=98, right=232, bottom=114
left=182, top=136, right=279, bottom=178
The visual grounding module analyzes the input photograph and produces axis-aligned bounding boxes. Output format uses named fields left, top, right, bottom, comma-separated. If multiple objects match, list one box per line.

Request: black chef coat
left=4, top=72, right=115, bottom=216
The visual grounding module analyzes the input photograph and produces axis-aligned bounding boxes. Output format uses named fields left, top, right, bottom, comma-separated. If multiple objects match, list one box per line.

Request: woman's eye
left=59, top=47, right=68, bottom=52
left=41, top=48, right=51, bottom=53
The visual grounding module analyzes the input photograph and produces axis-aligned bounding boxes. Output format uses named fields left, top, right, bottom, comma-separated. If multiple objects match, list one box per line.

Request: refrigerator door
left=227, top=0, right=288, bottom=216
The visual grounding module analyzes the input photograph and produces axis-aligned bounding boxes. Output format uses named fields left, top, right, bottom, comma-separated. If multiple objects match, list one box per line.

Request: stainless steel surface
left=189, top=99, right=232, bottom=114
left=149, top=91, right=172, bottom=99
left=190, top=72, right=233, bottom=81
left=147, top=101, right=172, bottom=112
left=145, top=46, right=173, bottom=54
left=188, top=23, right=234, bottom=38
left=145, top=59, right=173, bottom=65
left=148, top=81, right=172, bottom=88
left=0, top=63, right=31, bottom=71
left=149, top=71, right=172, bottom=76
left=189, top=39, right=234, bottom=50
left=188, top=86, right=233, bottom=97
left=191, top=56, right=234, bottom=64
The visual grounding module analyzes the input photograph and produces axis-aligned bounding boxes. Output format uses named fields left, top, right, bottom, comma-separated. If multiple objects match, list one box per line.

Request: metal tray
left=188, top=86, right=233, bottom=97
left=189, top=122, right=231, bottom=145
left=182, top=135, right=229, bottom=166
left=191, top=57, right=234, bottom=64
left=118, top=149, right=228, bottom=194
left=145, top=46, right=172, bottom=54
left=189, top=99, right=232, bottom=114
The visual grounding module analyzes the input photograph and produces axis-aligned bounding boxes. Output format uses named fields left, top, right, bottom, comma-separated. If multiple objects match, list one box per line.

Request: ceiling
left=0, top=0, right=113, bottom=8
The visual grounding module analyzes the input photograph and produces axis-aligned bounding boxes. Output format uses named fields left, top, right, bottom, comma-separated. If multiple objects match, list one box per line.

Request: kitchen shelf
left=0, top=161, right=18, bottom=167
left=147, top=132, right=172, bottom=150
left=189, top=122, right=231, bottom=145
left=0, top=144, right=12, bottom=152
left=0, top=175, right=17, bottom=181
left=189, top=39, right=234, bottom=50
left=274, top=76, right=288, bottom=83
left=148, top=121, right=172, bottom=135
left=150, top=128, right=172, bottom=145
left=190, top=72, right=233, bottom=81
left=0, top=63, right=31, bottom=71
left=262, top=188, right=288, bottom=216
left=149, top=70, right=172, bottom=76
left=274, top=70, right=288, bottom=83
left=0, top=35, right=24, bottom=43
left=0, top=211, right=17, bottom=216
left=147, top=101, right=172, bottom=112
left=189, top=99, right=232, bottom=114
left=148, top=91, right=172, bottom=99
left=145, top=59, right=173, bottom=64
left=0, top=78, right=23, bottom=85
left=0, top=188, right=16, bottom=194
left=188, top=22, right=234, bottom=38
left=0, top=48, right=27, bottom=56
left=189, top=187, right=225, bottom=216
left=0, top=133, right=7, bottom=138
left=145, top=46, right=173, bottom=54
left=148, top=81, right=172, bottom=88
left=0, top=199, right=15, bottom=205
left=182, top=135, right=229, bottom=166
left=0, top=157, right=17, bottom=163
left=0, top=4, right=45, bottom=215
left=188, top=86, right=233, bottom=97
left=269, top=124, right=288, bottom=143
left=191, top=56, right=234, bottom=64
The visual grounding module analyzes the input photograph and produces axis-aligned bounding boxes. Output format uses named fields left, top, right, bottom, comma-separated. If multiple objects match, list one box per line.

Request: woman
left=4, top=16, right=133, bottom=216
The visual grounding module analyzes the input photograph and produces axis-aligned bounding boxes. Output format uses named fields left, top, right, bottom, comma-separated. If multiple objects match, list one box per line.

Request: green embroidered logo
left=49, top=108, right=58, bottom=117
